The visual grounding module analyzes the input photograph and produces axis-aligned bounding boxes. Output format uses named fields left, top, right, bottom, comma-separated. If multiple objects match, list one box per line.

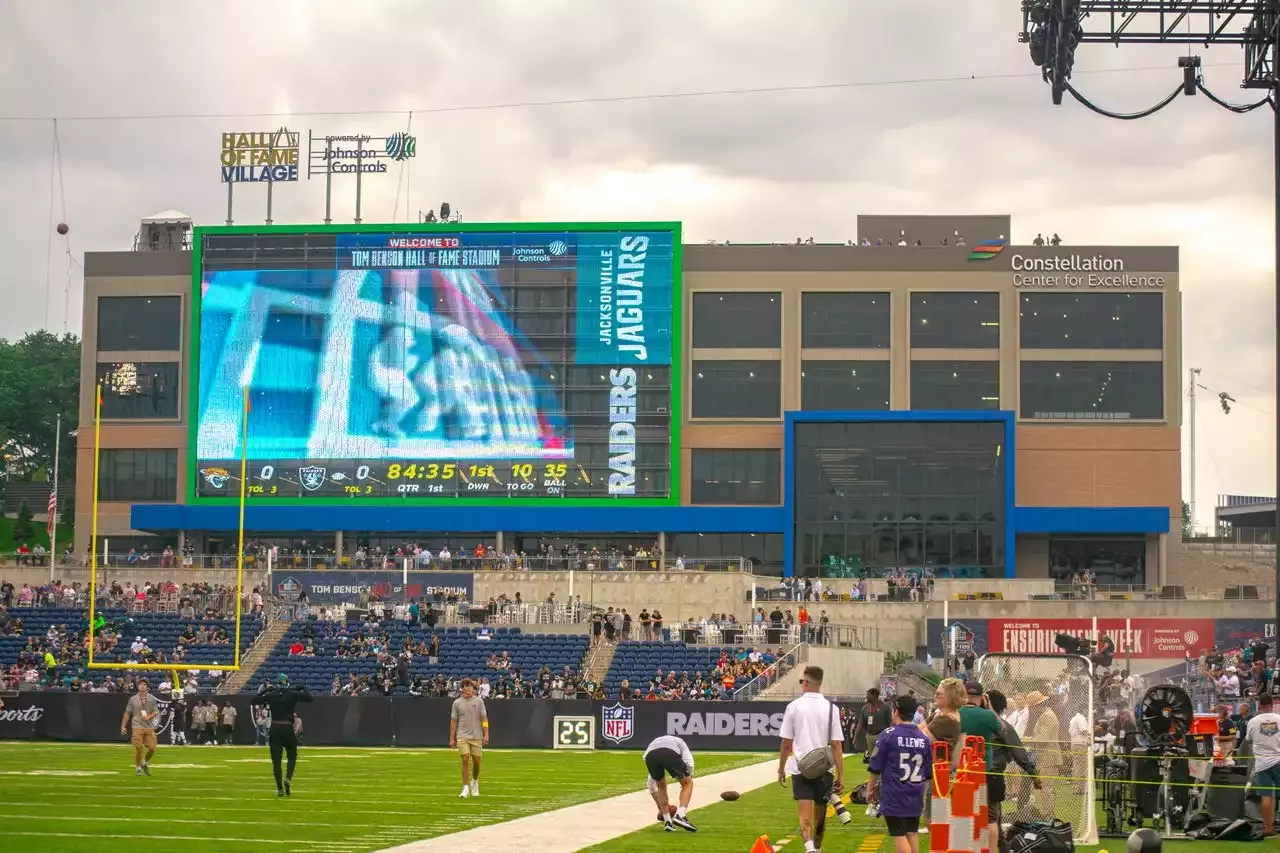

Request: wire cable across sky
left=0, top=62, right=1239, bottom=124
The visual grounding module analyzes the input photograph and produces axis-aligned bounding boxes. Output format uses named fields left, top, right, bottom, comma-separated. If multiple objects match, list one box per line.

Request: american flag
left=46, top=486, right=56, bottom=538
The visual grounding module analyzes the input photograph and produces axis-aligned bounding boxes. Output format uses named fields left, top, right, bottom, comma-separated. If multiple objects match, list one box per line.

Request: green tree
left=11, top=498, right=34, bottom=543
left=0, top=330, right=80, bottom=483
left=59, top=486, right=75, bottom=528
left=1181, top=500, right=1195, bottom=538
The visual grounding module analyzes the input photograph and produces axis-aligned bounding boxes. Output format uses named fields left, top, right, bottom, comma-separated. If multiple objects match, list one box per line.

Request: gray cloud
left=0, top=0, right=1272, bottom=517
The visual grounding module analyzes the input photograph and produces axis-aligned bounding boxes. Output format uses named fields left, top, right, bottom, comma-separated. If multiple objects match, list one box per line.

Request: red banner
left=987, top=618, right=1215, bottom=659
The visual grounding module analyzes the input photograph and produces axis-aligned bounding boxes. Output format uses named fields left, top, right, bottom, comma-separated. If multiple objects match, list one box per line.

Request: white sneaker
left=459, top=785, right=470, bottom=798
left=470, top=780, right=479, bottom=796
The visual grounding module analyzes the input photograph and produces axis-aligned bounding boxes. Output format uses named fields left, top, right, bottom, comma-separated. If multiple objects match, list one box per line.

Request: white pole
left=1189, top=367, right=1200, bottom=532
left=49, top=413, right=61, bottom=583
left=403, top=557, right=408, bottom=586
left=568, top=569, right=574, bottom=600
left=1126, top=616, right=1132, bottom=672
left=1092, top=615, right=1099, bottom=653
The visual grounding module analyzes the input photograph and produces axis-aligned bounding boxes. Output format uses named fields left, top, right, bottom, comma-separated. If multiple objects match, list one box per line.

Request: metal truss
left=1021, top=0, right=1280, bottom=87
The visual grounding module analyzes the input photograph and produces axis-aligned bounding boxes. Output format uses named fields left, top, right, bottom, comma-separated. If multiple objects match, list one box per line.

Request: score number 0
left=552, top=716, right=595, bottom=750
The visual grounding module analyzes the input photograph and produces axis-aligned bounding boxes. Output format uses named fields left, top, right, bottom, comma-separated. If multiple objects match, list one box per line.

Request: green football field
left=0, top=742, right=1262, bottom=853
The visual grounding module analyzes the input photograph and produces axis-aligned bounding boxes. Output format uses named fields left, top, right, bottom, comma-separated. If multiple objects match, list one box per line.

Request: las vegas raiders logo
left=299, top=466, right=328, bottom=492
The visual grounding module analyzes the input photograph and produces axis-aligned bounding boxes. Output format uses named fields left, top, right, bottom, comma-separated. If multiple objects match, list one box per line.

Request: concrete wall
left=1165, top=541, right=1276, bottom=594
left=762, top=645, right=884, bottom=700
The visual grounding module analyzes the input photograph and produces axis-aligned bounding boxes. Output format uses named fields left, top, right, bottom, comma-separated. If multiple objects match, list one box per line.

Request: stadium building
left=75, top=213, right=1180, bottom=583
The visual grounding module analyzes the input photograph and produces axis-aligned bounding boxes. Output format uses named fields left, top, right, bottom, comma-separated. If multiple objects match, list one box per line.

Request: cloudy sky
left=0, top=0, right=1273, bottom=524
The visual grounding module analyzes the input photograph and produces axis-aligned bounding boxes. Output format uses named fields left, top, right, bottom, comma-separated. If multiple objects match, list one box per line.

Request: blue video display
left=195, top=227, right=676, bottom=499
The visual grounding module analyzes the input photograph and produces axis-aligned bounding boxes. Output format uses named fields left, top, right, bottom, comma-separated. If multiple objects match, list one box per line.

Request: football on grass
left=658, top=805, right=678, bottom=820
left=721, top=790, right=741, bottom=801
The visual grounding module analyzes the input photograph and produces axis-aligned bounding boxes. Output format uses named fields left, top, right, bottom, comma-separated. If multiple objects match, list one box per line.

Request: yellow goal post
left=86, top=384, right=250, bottom=674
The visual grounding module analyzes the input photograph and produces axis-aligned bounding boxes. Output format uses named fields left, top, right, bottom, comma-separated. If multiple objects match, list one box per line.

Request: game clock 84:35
left=196, top=459, right=596, bottom=499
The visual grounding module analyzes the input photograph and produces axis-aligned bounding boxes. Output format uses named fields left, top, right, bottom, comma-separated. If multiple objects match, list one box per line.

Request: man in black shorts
left=779, top=665, right=845, bottom=853
left=643, top=734, right=697, bottom=832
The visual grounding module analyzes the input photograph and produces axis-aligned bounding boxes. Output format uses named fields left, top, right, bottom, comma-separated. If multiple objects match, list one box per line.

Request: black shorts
left=791, top=772, right=834, bottom=802
left=645, top=748, right=689, bottom=782
left=884, top=816, right=921, bottom=837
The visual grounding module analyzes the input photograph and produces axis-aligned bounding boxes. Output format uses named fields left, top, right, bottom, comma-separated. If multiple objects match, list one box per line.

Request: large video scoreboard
left=191, top=223, right=680, bottom=502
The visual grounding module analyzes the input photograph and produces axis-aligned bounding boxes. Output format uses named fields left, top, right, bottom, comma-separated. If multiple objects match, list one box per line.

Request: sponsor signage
left=272, top=570, right=473, bottom=604
left=1009, top=252, right=1165, bottom=290
left=220, top=128, right=301, bottom=183
left=1215, top=619, right=1276, bottom=647
left=928, top=618, right=1218, bottom=659
left=307, top=130, right=417, bottom=177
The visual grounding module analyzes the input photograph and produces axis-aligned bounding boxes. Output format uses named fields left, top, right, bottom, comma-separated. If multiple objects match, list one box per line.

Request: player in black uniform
left=250, top=674, right=312, bottom=796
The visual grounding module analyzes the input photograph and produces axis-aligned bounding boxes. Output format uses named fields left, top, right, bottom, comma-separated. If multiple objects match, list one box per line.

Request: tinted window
left=691, top=360, right=781, bottom=419
left=792, top=420, right=1005, bottom=578
left=1020, top=361, right=1164, bottom=420
left=911, top=293, right=999, bottom=348
left=910, top=362, right=1000, bottom=410
left=690, top=450, right=781, bottom=505
left=667, top=532, right=783, bottom=576
left=801, top=361, right=890, bottom=411
left=1019, top=293, right=1163, bottom=349
left=692, top=293, right=781, bottom=348
left=96, top=362, right=180, bottom=419
left=801, top=292, right=890, bottom=348
left=98, top=449, right=178, bottom=502
left=98, top=296, right=182, bottom=351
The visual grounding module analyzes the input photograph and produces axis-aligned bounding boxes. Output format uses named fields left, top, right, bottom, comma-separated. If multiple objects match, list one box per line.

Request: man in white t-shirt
left=643, top=735, right=697, bottom=833
left=1247, top=692, right=1280, bottom=837
left=779, top=665, right=845, bottom=853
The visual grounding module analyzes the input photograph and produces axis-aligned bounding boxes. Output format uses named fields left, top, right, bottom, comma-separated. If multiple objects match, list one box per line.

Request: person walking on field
left=451, top=678, right=489, bottom=798
left=778, top=665, right=845, bottom=853
left=119, top=680, right=159, bottom=776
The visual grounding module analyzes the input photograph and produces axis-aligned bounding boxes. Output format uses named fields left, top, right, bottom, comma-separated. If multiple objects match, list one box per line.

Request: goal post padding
left=976, top=652, right=1097, bottom=846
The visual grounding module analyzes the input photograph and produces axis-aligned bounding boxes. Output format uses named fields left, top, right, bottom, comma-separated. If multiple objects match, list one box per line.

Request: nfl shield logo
left=299, top=466, right=327, bottom=492
left=385, top=132, right=416, bottom=162
left=602, top=703, right=634, bottom=744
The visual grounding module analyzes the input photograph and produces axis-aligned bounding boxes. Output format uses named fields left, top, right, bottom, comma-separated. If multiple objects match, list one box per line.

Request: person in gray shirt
left=450, top=678, right=489, bottom=798
left=119, top=680, right=159, bottom=776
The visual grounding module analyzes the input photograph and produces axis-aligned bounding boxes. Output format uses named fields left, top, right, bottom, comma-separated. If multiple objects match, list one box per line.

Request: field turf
left=1, top=742, right=1265, bottom=852
left=588, top=764, right=1264, bottom=853
left=0, top=742, right=758, bottom=853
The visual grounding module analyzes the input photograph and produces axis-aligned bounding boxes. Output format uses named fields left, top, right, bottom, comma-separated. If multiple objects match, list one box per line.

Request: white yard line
left=375, top=758, right=778, bottom=853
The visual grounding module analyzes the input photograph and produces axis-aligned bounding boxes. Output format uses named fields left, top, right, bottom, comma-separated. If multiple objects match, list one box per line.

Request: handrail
left=731, top=641, right=807, bottom=701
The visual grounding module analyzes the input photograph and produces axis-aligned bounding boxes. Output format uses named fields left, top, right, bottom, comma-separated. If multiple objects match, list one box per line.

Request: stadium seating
left=602, top=640, right=735, bottom=698
left=247, top=622, right=590, bottom=694
left=0, top=606, right=263, bottom=689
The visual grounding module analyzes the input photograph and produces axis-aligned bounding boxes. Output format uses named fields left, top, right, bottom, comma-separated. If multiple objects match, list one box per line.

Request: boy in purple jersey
left=868, top=695, right=931, bottom=853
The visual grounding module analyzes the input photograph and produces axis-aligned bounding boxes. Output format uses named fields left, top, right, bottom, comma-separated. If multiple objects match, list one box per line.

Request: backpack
left=1004, top=819, right=1075, bottom=853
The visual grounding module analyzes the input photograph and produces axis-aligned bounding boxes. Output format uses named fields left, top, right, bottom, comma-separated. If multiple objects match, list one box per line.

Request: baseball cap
left=965, top=681, right=984, bottom=696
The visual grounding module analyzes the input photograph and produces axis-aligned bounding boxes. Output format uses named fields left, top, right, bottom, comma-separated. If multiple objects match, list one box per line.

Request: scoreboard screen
left=192, top=224, right=678, bottom=501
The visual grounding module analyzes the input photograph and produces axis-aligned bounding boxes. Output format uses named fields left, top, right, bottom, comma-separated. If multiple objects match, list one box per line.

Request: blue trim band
left=1014, top=506, right=1170, bottom=535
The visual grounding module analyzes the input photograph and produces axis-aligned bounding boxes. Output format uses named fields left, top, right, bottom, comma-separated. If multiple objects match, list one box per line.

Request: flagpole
left=48, top=413, right=61, bottom=583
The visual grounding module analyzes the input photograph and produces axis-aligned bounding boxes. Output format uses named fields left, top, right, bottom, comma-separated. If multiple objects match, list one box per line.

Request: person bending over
left=643, top=734, right=697, bottom=832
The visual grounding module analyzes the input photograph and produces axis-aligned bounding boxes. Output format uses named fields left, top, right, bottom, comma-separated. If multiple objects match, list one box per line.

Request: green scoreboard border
left=186, top=221, right=683, bottom=507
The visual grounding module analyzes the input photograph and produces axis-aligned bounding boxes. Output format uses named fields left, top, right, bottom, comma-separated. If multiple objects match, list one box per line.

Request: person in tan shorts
left=119, top=680, right=159, bottom=776
left=449, top=678, right=489, bottom=798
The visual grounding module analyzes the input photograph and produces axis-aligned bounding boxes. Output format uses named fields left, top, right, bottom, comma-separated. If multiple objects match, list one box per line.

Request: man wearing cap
left=959, top=681, right=1003, bottom=760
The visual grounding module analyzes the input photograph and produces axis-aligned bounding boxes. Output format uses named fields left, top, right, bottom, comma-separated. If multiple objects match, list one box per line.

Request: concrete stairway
left=219, top=618, right=290, bottom=694
left=582, top=641, right=617, bottom=683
